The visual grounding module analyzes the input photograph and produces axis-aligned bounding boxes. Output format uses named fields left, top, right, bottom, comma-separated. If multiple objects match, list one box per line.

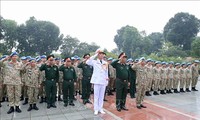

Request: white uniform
left=86, top=53, right=108, bottom=112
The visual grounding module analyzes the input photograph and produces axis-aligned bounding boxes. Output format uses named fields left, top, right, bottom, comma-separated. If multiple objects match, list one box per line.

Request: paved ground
left=1, top=79, right=200, bottom=120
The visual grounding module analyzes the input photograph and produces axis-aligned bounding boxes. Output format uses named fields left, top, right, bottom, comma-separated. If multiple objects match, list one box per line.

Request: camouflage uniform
left=37, top=63, right=46, bottom=102
left=152, top=66, right=161, bottom=93
left=191, top=64, right=199, bottom=88
left=145, top=64, right=153, bottom=92
left=166, top=67, right=174, bottom=92
left=179, top=67, right=186, bottom=91
left=173, top=67, right=180, bottom=92
left=185, top=67, right=192, bottom=90
left=0, top=61, right=23, bottom=107
left=160, top=67, right=167, bottom=93
left=132, top=63, right=147, bottom=107
left=108, top=64, right=116, bottom=94
left=21, top=63, right=29, bottom=104
left=74, top=64, right=83, bottom=95
left=0, top=65, right=4, bottom=102
left=25, top=66, right=41, bottom=104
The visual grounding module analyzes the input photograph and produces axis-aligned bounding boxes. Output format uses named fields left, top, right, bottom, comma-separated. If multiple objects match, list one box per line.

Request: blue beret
left=108, top=57, right=113, bottom=61
left=71, top=57, right=75, bottom=60
left=187, top=63, right=192, bottom=66
left=169, top=61, right=174, bottom=64
left=40, top=55, right=47, bottom=59
left=146, top=59, right=152, bottom=62
left=20, top=56, right=27, bottom=60
left=161, top=62, right=166, bottom=65
left=135, top=59, right=139, bottom=62
left=29, top=58, right=36, bottom=62
left=26, top=56, right=32, bottom=60
left=127, top=58, right=133, bottom=62
left=1, top=55, right=8, bottom=59
left=55, top=58, right=60, bottom=61
left=175, top=63, right=180, bottom=66
left=36, top=58, right=41, bottom=62
left=139, top=57, right=145, bottom=61
left=194, top=60, right=200, bottom=63
left=73, top=55, right=79, bottom=59
left=10, top=51, right=18, bottom=57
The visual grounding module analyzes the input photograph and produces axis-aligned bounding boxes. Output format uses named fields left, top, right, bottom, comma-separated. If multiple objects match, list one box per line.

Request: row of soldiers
left=0, top=51, right=199, bottom=113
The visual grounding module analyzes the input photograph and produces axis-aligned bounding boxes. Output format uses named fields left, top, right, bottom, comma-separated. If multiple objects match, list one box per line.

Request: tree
left=147, top=32, right=164, bottom=53
left=163, top=12, right=200, bottom=50
left=1, top=19, right=18, bottom=53
left=114, top=25, right=143, bottom=58
left=17, top=17, right=63, bottom=55
left=191, top=37, right=200, bottom=57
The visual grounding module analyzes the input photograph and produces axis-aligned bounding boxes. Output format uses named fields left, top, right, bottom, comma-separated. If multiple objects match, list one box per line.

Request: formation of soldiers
left=0, top=51, right=199, bottom=114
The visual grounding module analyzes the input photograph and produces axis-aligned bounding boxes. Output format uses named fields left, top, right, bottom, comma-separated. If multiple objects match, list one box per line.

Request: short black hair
left=118, top=52, right=127, bottom=59
left=47, top=55, right=55, bottom=60
left=64, top=57, right=71, bottom=62
left=83, top=53, right=90, bottom=58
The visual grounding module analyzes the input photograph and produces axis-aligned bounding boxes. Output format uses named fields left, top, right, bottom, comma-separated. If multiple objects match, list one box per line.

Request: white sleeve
left=86, top=53, right=98, bottom=66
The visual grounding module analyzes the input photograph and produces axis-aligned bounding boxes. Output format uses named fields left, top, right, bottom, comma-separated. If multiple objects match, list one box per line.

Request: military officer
left=40, top=55, right=59, bottom=109
left=152, top=61, right=161, bottom=95
left=173, top=63, right=181, bottom=93
left=59, top=57, right=77, bottom=107
left=0, top=52, right=23, bottom=114
left=145, top=59, right=153, bottom=96
left=191, top=60, right=199, bottom=91
left=166, top=61, right=174, bottom=93
left=55, top=58, right=63, bottom=101
left=132, top=57, right=147, bottom=109
left=24, top=58, right=41, bottom=111
left=180, top=63, right=187, bottom=92
left=78, top=53, right=93, bottom=105
left=127, top=58, right=136, bottom=98
left=111, top=52, right=130, bottom=112
left=86, top=49, right=109, bottom=115
left=160, top=62, right=167, bottom=94
left=185, top=63, right=192, bottom=92
left=107, top=57, right=116, bottom=96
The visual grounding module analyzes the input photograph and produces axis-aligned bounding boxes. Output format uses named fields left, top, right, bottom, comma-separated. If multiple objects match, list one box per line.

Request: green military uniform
left=129, top=65, right=136, bottom=98
left=59, top=65, right=77, bottom=106
left=40, top=64, right=59, bottom=108
left=78, top=61, right=93, bottom=103
left=111, top=59, right=130, bottom=111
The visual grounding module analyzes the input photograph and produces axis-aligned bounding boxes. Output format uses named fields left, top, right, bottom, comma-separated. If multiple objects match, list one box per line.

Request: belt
left=117, top=78, right=128, bottom=82
left=83, top=76, right=91, bottom=79
left=64, top=79, right=74, bottom=82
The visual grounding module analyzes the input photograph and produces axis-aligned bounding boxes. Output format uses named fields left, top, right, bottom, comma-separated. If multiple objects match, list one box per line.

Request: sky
left=1, top=1, right=200, bottom=51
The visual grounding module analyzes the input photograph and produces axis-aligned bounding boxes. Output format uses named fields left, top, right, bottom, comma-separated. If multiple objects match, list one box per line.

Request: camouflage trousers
left=180, top=78, right=186, bottom=89
left=7, top=85, right=21, bottom=106
left=173, top=79, right=180, bottom=90
left=160, top=79, right=167, bottom=90
left=152, top=79, right=160, bottom=92
left=108, top=78, right=115, bottom=90
left=192, top=76, right=199, bottom=87
left=146, top=78, right=153, bottom=91
left=186, top=78, right=192, bottom=89
left=136, top=81, right=146, bottom=106
left=57, top=82, right=63, bottom=96
left=22, top=84, right=28, bottom=98
left=39, top=83, right=46, bottom=98
left=166, top=79, right=173, bottom=90
left=0, top=82, right=3, bottom=101
left=27, top=86, right=38, bottom=104
left=75, top=78, right=82, bottom=93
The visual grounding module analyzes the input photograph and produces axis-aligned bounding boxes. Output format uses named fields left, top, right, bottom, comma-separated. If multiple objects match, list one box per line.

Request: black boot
left=44, top=97, right=47, bottom=102
left=160, top=90, right=164, bottom=94
left=27, top=104, right=32, bottom=111
left=1, top=97, right=5, bottom=102
left=20, top=95, right=24, bottom=101
left=162, top=90, right=166, bottom=94
left=15, top=106, right=22, bottom=113
left=40, top=97, right=44, bottom=103
left=58, top=95, right=63, bottom=101
left=169, top=90, right=173, bottom=93
left=192, top=87, right=198, bottom=91
left=23, top=98, right=28, bottom=105
left=153, top=91, right=159, bottom=95
left=180, top=88, right=185, bottom=92
left=174, top=89, right=180, bottom=93
left=145, top=91, right=151, bottom=96
left=0, top=102, right=1, bottom=107
left=7, top=106, right=14, bottom=114
left=186, top=88, right=191, bottom=92
left=33, top=104, right=39, bottom=110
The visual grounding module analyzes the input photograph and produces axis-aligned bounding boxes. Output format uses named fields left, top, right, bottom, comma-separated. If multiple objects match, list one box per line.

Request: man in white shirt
left=86, top=49, right=109, bottom=115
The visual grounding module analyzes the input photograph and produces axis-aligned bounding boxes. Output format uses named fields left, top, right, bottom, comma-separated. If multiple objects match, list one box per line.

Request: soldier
left=38, top=55, right=47, bottom=103
left=0, top=56, right=4, bottom=107
left=145, top=59, right=153, bottom=96
left=55, top=58, right=63, bottom=101
left=160, top=62, right=167, bottom=94
left=59, top=57, right=77, bottom=107
left=111, top=52, right=130, bottom=112
left=152, top=61, right=161, bottom=95
left=180, top=63, right=187, bottom=92
left=40, top=55, right=59, bottom=109
left=127, top=58, right=136, bottom=98
left=132, top=57, right=147, bottom=109
left=107, top=57, right=116, bottom=96
left=185, top=63, right=192, bottom=92
left=86, top=49, right=109, bottom=115
left=21, top=56, right=29, bottom=105
left=0, top=52, right=23, bottom=114
left=166, top=61, right=174, bottom=93
left=191, top=60, right=199, bottom=91
left=173, top=63, right=181, bottom=93
left=78, top=53, right=93, bottom=105
left=24, top=58, right=41, bottom=111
